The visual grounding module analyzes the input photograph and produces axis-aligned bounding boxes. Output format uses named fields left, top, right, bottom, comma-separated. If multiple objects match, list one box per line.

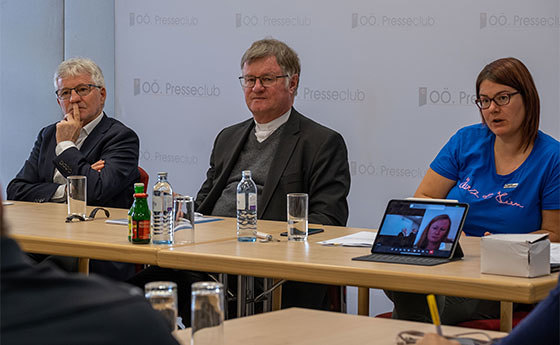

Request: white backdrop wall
left=115, top=0, right=559, bottom=229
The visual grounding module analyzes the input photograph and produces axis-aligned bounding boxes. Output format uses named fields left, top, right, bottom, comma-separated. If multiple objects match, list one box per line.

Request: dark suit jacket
left=0, top=237, right=180, bottom=345
left=7, top=114, right=140, bottom=209
left=195, top=108, right=350, bottom=226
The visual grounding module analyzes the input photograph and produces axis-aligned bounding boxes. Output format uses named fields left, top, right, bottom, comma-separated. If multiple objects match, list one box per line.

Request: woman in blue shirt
left=416, top=57, right=559, bottom=240
left=387, top=57, right=559, bottom=324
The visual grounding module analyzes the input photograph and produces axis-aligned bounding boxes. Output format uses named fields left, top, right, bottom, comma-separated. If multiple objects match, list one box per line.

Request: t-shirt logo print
left=458, top=177, right=525, bottom=208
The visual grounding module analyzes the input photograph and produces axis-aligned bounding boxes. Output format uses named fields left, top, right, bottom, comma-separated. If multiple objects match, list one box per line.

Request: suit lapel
left=80, top=114, right=111, bottom=158
left=201, top=119, right=254, bottom=212
left=259, top=109, right=300, bottom=218
left=45, top=130, right=59, bottom=181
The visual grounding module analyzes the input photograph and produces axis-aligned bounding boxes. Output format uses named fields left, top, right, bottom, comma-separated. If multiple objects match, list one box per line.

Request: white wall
left=0, top=0, right=64, bottom=188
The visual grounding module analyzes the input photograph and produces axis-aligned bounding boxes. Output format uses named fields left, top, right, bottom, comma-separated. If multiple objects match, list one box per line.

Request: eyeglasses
left=475, top=91, right=519, bottom=110
left=55, top=84, right=101, bottom=100
left=238, top=75, right=289, bottom=88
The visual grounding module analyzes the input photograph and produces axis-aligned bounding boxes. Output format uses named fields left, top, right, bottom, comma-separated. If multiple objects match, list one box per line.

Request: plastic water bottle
left=236, top=170, right=257, bottom=242
left=152, top=172, right=173, bottom=244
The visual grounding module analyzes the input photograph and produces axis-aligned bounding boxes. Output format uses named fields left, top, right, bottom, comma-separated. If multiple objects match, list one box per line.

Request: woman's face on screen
left=427, top=219, right=450, bottom=244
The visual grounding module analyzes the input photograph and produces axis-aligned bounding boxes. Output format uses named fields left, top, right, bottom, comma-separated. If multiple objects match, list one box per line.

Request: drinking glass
left=287, top=193, right=308, bottom=241
left=145, top=281, right=178, bottom=332
left=191, top=281, right=224, bottom=345
left=173, top=195, right=195, bottom=244
left=67, top=175, right=87, bottom=218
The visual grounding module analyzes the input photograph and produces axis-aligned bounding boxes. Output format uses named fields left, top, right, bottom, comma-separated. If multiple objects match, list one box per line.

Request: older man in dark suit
left=7, top=57, right=139, bottom=209
left=6, top=57, right=139, bottom=279
left=195, top=38, right=351, bottom=309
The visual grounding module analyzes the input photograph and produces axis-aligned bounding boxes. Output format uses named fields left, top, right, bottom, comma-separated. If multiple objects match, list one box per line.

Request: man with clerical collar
left=195, top=38, right=351, bottom=309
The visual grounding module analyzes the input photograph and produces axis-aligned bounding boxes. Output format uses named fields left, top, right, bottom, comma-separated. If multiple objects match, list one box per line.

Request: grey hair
left=240, top=38, right=300, bottom=94
left=54, top=57, right=105, bottom=89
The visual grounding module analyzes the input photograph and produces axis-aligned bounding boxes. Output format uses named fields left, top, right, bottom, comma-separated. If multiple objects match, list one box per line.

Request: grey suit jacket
left=195, top=108, right=350, bottom=226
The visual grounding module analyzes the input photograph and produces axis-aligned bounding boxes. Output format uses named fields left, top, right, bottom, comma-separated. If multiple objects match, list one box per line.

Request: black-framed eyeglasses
left=55, top=84, right=101, bottom=100
left=475, top=91, right=519, bottom=110
left=238, top=75, right=289, bottom=88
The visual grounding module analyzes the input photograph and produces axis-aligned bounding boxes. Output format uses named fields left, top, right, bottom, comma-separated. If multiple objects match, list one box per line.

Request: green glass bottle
left=131, top=192, right=151, bottom=244
left=128, top=183, right=145, bottom=242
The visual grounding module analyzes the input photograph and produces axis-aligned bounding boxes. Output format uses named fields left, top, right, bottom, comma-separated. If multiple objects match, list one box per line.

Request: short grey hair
left=54, top=57, right=105, bottom=90
left=240, top=38, right=300, bottom=94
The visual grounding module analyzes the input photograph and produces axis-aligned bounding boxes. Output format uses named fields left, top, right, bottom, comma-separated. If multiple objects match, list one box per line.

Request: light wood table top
left=158, top=223, right=558, bottom=304
left=175, top=307, right=507, bottom=345
left=3, top=201, right=242, bottom=264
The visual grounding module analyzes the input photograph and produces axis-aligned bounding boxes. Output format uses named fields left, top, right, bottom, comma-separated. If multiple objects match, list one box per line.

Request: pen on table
left=426, top=294, right=442, bottom=336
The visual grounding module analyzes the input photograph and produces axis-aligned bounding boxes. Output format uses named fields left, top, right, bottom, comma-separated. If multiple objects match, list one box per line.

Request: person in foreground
left=7, top=57, right=140, bottom=209
left=417, top=277, right=559, bottom=345
left=387, top=57, right=560, bottom=324
left=0, top=192, right=180, bottom=345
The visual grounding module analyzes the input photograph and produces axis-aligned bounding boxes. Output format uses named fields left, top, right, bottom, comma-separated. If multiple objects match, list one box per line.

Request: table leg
left=78, top=258, right=89, bottom=275
left=218, top=274, right=229, bottom=319
left=272, top=279, right=282, bottom=311
left=358, top=287, right=369, bottom=316
left=237, top=275, right=246, bottom=317
left=500, top=301, right=513, bottom=332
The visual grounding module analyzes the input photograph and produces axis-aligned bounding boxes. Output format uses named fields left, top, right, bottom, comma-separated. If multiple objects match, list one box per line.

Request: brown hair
left=416, top=214, right=451, bottom=250
left=475, top=57, right=540, bottom=151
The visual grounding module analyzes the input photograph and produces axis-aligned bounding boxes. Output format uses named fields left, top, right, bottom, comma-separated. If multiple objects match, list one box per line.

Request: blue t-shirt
left=430, top=124, right=560, bottom=237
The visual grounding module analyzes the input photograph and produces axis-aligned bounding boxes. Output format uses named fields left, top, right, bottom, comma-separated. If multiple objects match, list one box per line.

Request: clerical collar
left=254, top=110, right=290, bottom=143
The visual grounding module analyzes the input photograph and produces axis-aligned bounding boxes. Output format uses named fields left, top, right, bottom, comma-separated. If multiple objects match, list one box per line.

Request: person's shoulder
left=449, top=123, right=491, bottom=146
left=38, top=122, right=58, bottom=137
left=103, top=114, right=139, bottom=138
left=455, top=123, right=489, bottom=137
left=216, top=117, right=254, bottom=137
left=294, top=110, right=344, bottom=138
left=535, top=131, right=560, bottom=160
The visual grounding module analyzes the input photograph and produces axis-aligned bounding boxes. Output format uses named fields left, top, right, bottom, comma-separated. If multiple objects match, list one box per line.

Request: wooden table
left=158, top=222, right=559, bottom=332
left=5, top=203, right=557, bottom=331
left=3, top=201, right=242, bottom=272
left=175, top=308, right=507, bottom=345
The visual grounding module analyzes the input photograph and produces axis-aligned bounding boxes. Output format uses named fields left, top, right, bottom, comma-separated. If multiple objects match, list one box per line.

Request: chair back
left=138, top=166, right=149, bottom=192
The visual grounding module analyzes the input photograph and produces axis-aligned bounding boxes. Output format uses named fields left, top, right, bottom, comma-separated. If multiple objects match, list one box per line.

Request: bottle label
left=127, top=215, right=132, bottom=242
left=153, top=195, right=163, bottom=212
left=133, top=220, right=150, bottom=240
left=164, top=194, right=173, bottom=211
left=236, top=193, right=245, bottom=210
left=248, top=193, right=257, bottom=211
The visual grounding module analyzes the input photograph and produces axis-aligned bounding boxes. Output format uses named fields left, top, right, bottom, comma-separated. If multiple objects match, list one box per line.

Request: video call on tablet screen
left=371, top=199, right=469, bottom=259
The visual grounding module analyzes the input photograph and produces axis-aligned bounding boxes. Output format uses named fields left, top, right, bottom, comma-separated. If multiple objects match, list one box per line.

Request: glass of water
left=172, top=195, right=195, bottom=244
left=145, top=281, right=178, bottom=332
left=191, top=281, right=224, bottom=345
left=287, top=193, right=308, bottom=241
left=66, top=175, right=87, bottom=218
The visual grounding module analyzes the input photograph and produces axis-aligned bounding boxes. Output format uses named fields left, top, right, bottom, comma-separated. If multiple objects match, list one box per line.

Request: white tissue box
left=481, top=234, right=550, bottom=278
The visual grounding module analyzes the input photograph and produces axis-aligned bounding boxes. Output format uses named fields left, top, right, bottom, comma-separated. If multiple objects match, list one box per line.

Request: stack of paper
left=317, top=231, right=377, bottom=247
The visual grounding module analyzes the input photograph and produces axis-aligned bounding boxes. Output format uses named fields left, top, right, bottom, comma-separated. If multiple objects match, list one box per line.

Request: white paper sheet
left=317, top=231, right=377, bottom=247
